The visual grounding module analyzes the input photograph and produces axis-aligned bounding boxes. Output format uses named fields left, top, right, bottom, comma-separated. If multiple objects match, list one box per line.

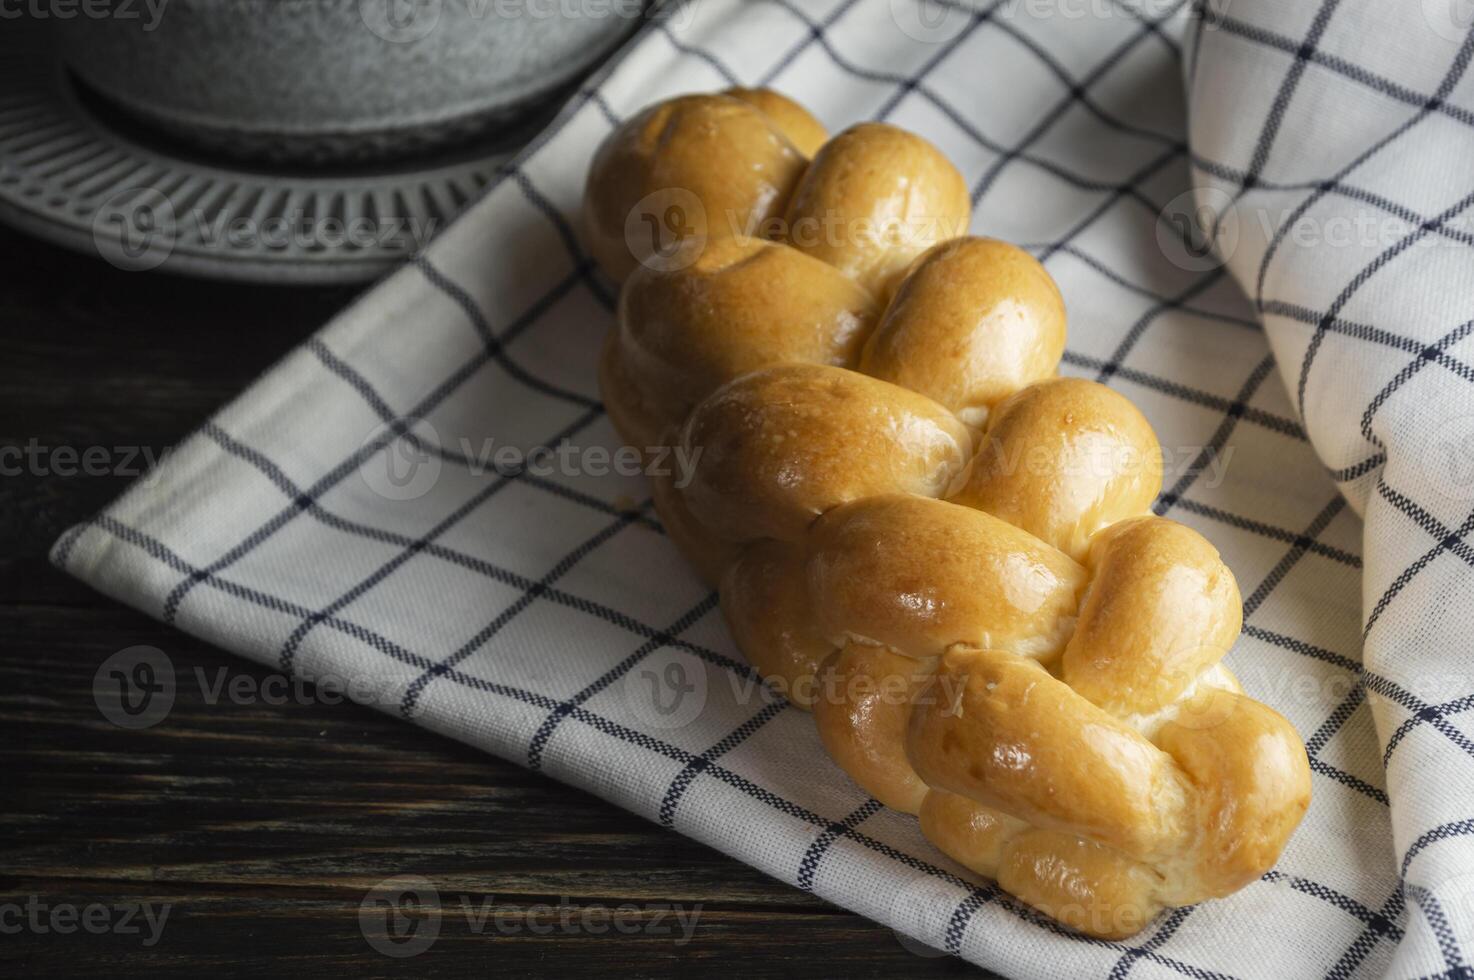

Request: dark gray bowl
left=52, top=0, right=644, bottom=164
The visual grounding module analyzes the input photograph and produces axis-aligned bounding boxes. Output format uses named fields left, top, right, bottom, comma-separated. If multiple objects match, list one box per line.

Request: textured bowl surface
left=52, top=0, right=641, bottom=162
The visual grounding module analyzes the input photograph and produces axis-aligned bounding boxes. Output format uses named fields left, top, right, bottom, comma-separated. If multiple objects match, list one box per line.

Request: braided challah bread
left=583, top=88, right=1311, bottom=940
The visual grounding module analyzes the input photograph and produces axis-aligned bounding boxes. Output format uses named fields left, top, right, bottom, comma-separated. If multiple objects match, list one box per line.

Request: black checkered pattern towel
left=52, top=0, right=1474, bottom=975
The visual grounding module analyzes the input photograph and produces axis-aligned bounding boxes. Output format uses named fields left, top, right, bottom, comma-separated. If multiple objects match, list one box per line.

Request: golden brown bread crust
left=782, top=122, right=971, bottom=300
left=650, top=468, right=740, bottom=590
left=860, top=237, right=1065, bottom=426
left=951, top=377, right=1163, bottom=561
left=584, top=88, right=1312, bottom=939
left=909, top=648, right=1193, bottom=862
left=806, top=495, right=1083, bottom=660
left=917, top=785, right=1166, bottom=940
left=1063, top=515, right=1242, bottom=715
left=719, top=540, right=832, bottom=705
left=812, top=642, right=934, bottom=812
left=609, top=236, right=879, bottom=449
left=997, top=831, right=1163, bottom=940
left=917, top=790, right=1025, bottom=877
left=1156, top=697, right=1312, bottom=899
left=676, top=364, right=971, bottom=544
left=598, top=327, right=667, bottom=455
left=723, top=87, right=829, bottom=157
left=582, top=92, right=815, bottom=283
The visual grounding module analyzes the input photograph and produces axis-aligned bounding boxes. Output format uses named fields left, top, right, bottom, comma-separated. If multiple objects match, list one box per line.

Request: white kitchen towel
left=51, top=0, right=1474, bottom=976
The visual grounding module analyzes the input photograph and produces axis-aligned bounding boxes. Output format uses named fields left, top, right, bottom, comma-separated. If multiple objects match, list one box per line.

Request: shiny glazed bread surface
left=583, top=88, right=1311, bottom=940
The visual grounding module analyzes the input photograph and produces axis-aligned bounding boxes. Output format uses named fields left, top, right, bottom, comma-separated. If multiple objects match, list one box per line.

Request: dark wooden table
left=0, top=226, right=992, bottom=978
